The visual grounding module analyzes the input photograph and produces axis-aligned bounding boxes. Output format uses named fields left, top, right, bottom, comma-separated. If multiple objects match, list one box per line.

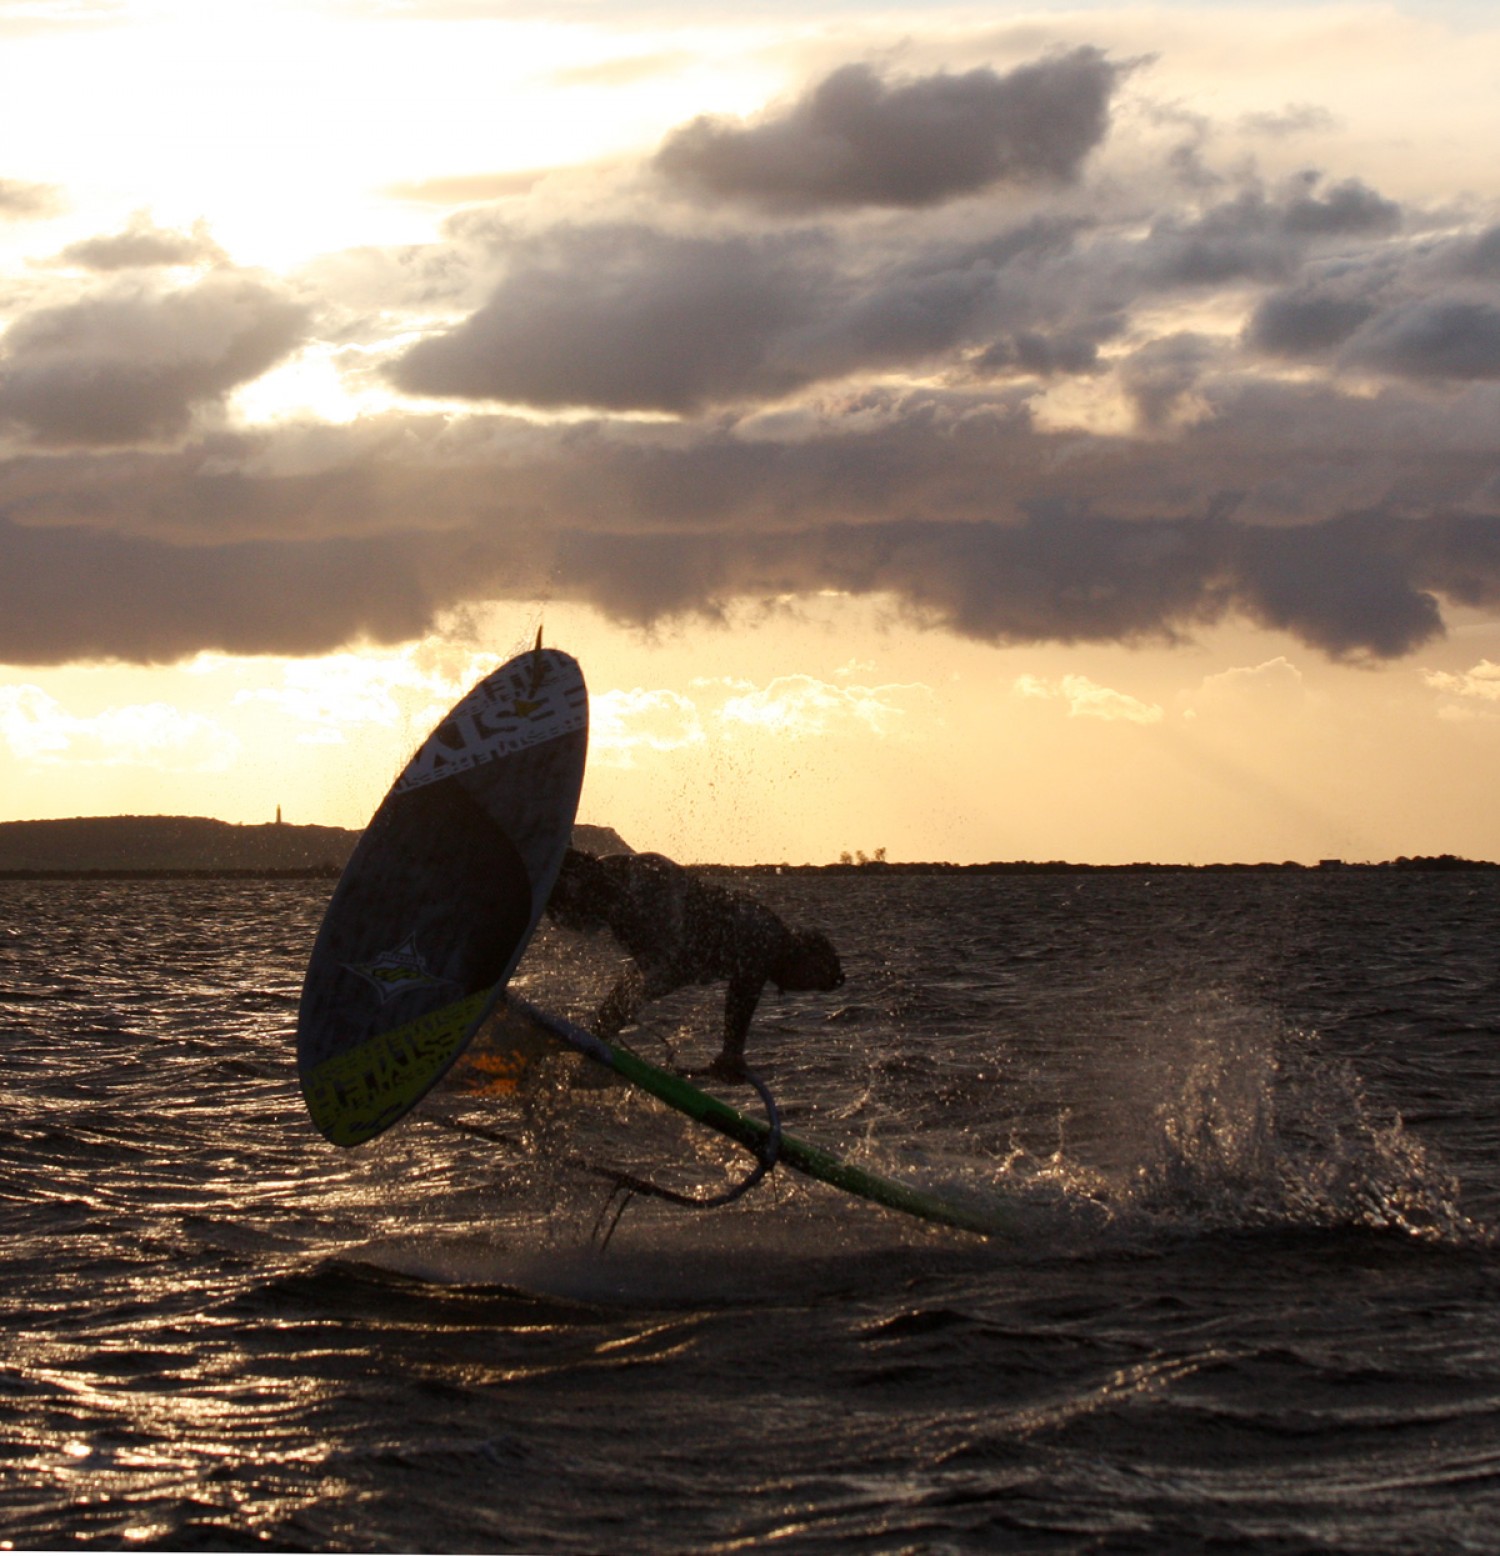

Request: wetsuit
left=547, top=849, right=843, bottom=1075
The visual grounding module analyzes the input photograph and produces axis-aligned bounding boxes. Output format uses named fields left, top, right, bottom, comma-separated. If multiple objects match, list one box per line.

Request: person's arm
left=714, top=969, right=765, bottom=1077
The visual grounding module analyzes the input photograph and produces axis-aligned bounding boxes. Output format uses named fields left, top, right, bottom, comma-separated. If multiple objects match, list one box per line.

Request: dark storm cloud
left=0, top=275, right=309, bottom=445
left=1246, top=224, right=1500, bottom=376
left=549, top=506, right=1500, bottom=663
left=1232, top=512, right=1446, bottom=658
left=1139, top=177, right=1402, bottom=289
left=54, top=214, right=227, bottom=271
left=777, top=217, right=1102, bottom=388
left=8, top=476, right=1495, bottom=667
left=548, top=508, right=1227, bottom=645
left=1346, top=297, right=1500, bottom=381
left=0, top=177, right=63, bottom=221
left=653, top=49, right=1122, bottom=213
left=1246, top=285, right=1379, bottom=357
left=0, top=510, right=538, bottom=664
left=7, top=377, right=1500, bottom=665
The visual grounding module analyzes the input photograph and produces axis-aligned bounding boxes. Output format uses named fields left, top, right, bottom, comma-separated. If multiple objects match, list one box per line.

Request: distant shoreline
left=703, top=855, right=1500, bottom=875
left=1, top=815, right=1494, bottom=878
left=0, top=816, right=627, bottom=878
left=3, top=855, right=1495, bottom=882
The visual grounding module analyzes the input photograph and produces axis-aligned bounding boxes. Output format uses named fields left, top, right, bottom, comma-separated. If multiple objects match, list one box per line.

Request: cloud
left=233, top=651, right=467, bottom=741
left=1118, top=331, right=1221, bottom=428
left=384, top=164, right=1422, bottom=420
left=1245, top=235, right=1500, bottom=376
left=1231, top=511, right=1454, bottom=659
left=52, top=212, right=227, bottom=271
left=1136, top=176, right=1403, bottom=291
left=544, top=504, right=1472, bottom=663
left=653, top=49, right=1123, bottom=213
left=1448, top=225, right=1500, bottom=281
left=0, top=683, right=238, bottom=769
left=0, top=176, right=63, bottom=221
left=1014, top=672, right=1163, bottom=723
left=6, top=383, right=1500, bottom=666
left=386, top=215, right=1098, bottom=414
left=5, top=37, right=1500, bottom=672
left=1185, top=656, right=1307, bottom=718
left=1424, top=658, right=1500, bottom=718
left=592, top=686, right=704, bottom=766
left=549, top=50, right=691, bottom=89
left=0, top=508, right=542, bottom=664
left=564, top=673, right=939, bottom=765
left=714, top=673, right=930, bottom=737
left=1279, top=175, right=1401, bottom=239
left=1246, top=284, right=1378, bottom=358
left=553, top=504, right=1500, bottom=663
left=388, top=224, right=832, bottom=414
left=1238, top=104, right=1338, bottom=140
left=0, top=274, right=310, bottom=445
left=0, top=1, right=125, bottom=37
left=385, top=171, right=548, bottom=205
left=1345, top=297, right=1500, bottom=381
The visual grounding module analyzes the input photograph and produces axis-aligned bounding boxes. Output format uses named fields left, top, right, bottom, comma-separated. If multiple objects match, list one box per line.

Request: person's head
left=772, top=929, right=844, bottom=993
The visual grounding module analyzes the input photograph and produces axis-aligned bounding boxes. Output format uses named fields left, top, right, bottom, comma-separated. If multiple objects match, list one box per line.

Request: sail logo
left=344, top=935, right=456, bottom=1005
left=393, top=658, right=585, bottom=794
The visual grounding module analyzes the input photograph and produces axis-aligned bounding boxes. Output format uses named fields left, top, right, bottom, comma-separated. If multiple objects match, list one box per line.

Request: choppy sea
left=3, top=869, right=1500, bottom=1553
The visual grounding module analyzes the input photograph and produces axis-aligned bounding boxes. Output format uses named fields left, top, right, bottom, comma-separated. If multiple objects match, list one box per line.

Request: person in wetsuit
left=547, top=849, right=844, bottom=1079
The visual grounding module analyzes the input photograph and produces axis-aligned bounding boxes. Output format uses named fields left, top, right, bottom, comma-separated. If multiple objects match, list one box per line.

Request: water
left=3, top=870, right=1500, bottom=1552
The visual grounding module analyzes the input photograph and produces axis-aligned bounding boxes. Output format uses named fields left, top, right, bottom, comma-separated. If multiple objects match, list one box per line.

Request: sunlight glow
left=5, top=4, right=1500, bottom=862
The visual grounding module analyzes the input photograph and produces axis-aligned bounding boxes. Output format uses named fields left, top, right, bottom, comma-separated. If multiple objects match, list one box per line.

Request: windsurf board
left=491, top=994, right=1014, bottom=1239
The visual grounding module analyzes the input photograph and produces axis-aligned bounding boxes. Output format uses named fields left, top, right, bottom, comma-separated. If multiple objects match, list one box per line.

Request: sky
left=2, top=0, right=1500, bottom=865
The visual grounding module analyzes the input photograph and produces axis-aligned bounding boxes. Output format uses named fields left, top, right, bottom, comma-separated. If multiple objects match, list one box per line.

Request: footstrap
left=590, top=1067, right=783, bottom=1245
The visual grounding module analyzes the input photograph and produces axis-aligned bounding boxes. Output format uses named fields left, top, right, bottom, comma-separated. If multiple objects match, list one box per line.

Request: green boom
left=508, top=994, right=1011, bottom=1240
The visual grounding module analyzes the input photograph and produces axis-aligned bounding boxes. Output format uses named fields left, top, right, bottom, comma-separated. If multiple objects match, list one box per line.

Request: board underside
left=296, top=647, right=586, bottom=1147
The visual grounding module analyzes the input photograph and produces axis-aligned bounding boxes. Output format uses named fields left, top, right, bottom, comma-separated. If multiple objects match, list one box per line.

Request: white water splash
left=1126, top=1013, right=1482, bottom=1244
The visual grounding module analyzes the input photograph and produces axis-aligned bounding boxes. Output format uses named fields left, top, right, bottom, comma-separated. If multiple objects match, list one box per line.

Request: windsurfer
left=546, top=848, right=844, bottom=1079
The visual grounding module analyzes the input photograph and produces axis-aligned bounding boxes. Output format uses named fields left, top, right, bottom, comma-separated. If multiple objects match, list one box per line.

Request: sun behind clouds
left=3, top=1, right=1500, bottom=862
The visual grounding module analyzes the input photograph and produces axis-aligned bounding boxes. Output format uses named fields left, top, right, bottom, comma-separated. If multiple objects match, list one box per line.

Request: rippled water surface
left=4, top=871, right=1500, bottom=1552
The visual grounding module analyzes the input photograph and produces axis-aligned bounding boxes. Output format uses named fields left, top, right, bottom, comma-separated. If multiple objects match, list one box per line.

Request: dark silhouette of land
left=0, top=815, right=1491, bottom=878
left=0, top=816, right=632, bottom=878
left=706, top=854, right=1498, bottom=876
